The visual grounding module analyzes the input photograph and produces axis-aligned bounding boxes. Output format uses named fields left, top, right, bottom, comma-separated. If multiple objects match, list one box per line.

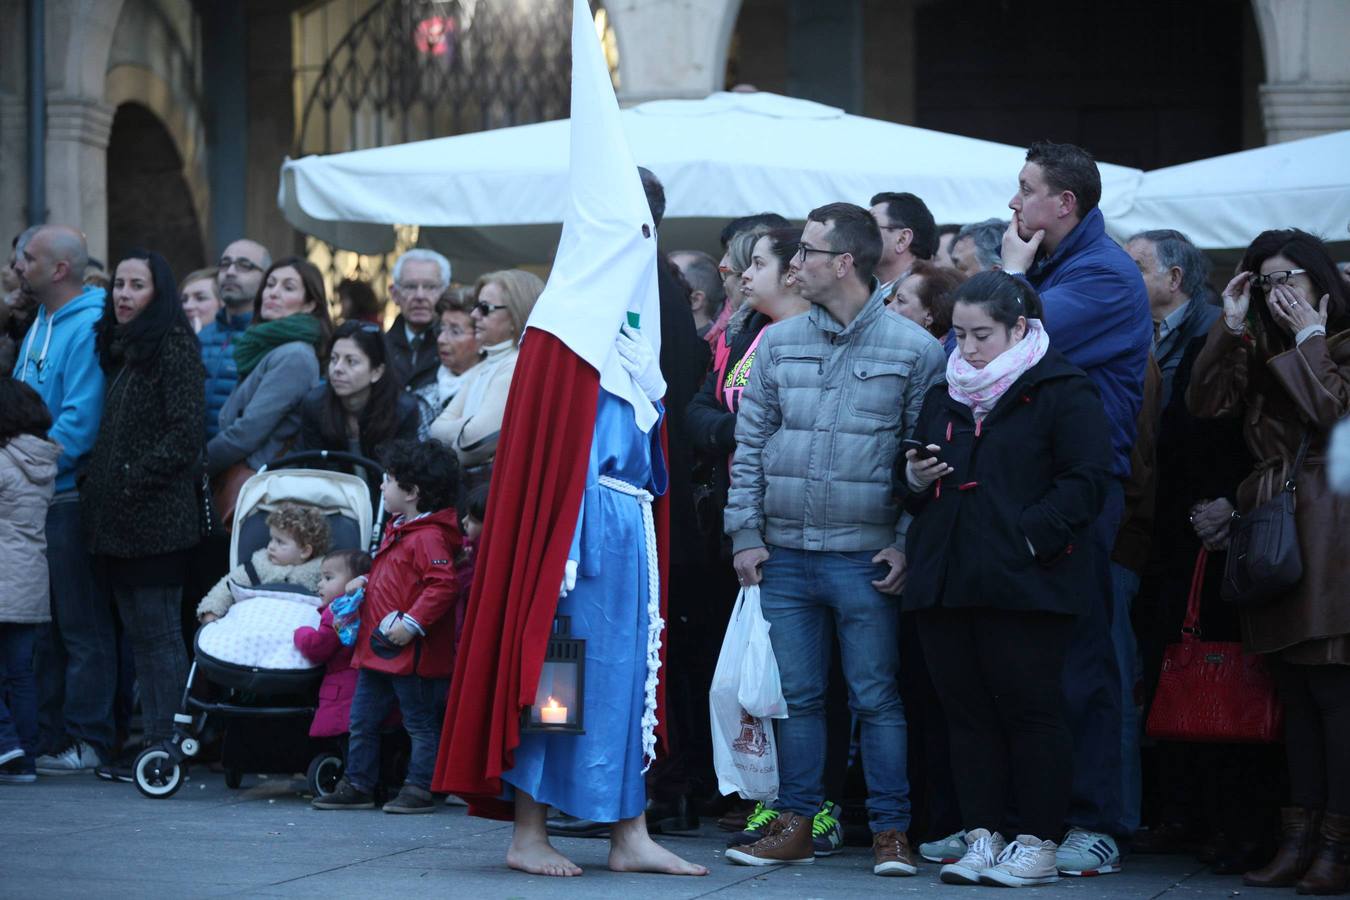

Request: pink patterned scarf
left=946, top=319, right=1050, bottom=422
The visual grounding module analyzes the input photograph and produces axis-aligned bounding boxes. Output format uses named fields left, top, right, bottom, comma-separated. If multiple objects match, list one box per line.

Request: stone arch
left=104, top=63, right=209, bottom=253
left=105, top=101, right=206, bottom=276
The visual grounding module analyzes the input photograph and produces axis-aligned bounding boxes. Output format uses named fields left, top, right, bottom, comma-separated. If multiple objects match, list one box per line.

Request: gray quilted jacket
left=725, top=292, right=946, bottom=554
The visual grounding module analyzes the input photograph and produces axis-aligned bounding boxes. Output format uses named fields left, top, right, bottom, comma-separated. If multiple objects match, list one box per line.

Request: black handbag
left=1221, top=432, right=1310, bottom=608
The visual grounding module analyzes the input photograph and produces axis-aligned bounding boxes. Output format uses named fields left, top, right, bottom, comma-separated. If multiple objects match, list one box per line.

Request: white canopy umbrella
left=278, top=90, right=1143, bottom=277
left=1112, top=130, right=1350, bottom=249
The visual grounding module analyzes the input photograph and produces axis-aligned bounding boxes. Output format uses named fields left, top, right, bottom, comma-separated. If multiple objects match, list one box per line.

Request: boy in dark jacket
left=313, top=439, right=461, bottom=814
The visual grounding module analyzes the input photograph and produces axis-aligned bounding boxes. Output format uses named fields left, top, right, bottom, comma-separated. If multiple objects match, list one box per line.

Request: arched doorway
left=106, top=102, right=206, bottom=278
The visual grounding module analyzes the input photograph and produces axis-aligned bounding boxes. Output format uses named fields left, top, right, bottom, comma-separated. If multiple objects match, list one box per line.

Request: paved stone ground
left=2, top=773, right=1247, bottom=898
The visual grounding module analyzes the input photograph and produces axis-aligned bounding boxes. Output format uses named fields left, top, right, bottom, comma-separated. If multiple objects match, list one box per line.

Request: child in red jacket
left=293, top=549, right=372, bottom=740
left=313, top=440, right=460, bottom=814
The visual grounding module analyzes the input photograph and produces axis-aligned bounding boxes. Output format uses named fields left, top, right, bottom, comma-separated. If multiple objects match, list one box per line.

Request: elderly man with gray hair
left=949, top=218, right=1007, bottom=279
left=386, top=248, right=452, bottom=393
left=1124, top=229, right=1219, bottom=406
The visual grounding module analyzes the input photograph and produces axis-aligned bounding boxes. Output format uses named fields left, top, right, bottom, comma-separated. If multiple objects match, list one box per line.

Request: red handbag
left=1145, top=549, right=1283, bottom=743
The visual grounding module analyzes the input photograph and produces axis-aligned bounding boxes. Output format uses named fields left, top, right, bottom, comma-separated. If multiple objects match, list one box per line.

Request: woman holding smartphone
left=898, top=271, right=1113, bottom=888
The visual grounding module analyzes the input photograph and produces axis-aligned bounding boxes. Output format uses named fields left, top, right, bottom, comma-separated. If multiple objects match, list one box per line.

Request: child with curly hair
left=197, top=503, right=330, bottom=623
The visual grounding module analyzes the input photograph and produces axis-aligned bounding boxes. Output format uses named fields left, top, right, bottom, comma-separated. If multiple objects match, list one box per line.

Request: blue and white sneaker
left=812, top=801, right=844, bottom=857
left=920, top=829, right=968, bottom=864
left=1055, top=828, right=1122, bottom=876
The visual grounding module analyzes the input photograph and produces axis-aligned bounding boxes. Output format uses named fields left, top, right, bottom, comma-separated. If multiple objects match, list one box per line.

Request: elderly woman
left=179, top=267, right=221, bottom=334
left=79, top=249, right=205, bottom=780
left=413, top=289, right=482, bottom=440
left=429, top=269, right=543, bottom=485
left=206, top=256, right=332, bottom=522
left=1188, top=229, right=1350, bottom=895
left=889, top=260, right=962, bottom=346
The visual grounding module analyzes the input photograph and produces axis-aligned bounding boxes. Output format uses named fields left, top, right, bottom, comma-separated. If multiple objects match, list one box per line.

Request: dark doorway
left=106, top=103, right=205, bottom=279
left=913, top=0, right=1254, bottom=169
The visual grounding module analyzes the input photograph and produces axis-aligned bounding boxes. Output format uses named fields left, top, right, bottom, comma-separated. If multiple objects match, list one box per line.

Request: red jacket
left=352, top=507, right=462, bottom=679
left=293, top=605, right=357, bottom=738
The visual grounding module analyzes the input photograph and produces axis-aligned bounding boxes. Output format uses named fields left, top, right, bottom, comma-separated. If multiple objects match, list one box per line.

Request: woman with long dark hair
left=206, top=257, right=332, bottom=522
left=79, top=249, right=205, bottom=781
left=1188, top=229, right=1350, bottom=895
left=299, top=320, right=418, bottom=461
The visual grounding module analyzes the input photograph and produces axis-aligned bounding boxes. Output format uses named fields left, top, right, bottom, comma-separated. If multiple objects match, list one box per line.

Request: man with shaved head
left=199, top=238, right=271, bottom=440
left=14, top=224, right=117, bottom=775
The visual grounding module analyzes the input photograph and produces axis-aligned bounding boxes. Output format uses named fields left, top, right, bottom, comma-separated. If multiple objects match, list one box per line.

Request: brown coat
left=1187, top=320, right=1350, bottom=658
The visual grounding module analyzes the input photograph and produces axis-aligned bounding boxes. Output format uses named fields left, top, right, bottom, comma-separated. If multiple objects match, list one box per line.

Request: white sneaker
left=940, top=828, right=1006, bottom=885
left=35, top=740, right=101, bottom=775
left=1055, top=827, right=1121, bottom=876
left=0, top=747, right=23, bottom=766
left=979, top=835, right=1061, bottom=887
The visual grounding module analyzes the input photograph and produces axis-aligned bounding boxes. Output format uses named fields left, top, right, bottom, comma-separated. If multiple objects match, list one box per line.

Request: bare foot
left=507, top=836, right=583, bottom=877
left=608, top=832, right=709, bottom=876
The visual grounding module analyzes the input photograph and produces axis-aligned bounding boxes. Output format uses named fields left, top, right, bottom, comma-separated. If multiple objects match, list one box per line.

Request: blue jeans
left=346, top=669, right=447, bottom=792
left=758, top=547, right=911, bottom=833
left=0, top=624, right=39, bottom=760
left=1109, top=562, right=1142, bottom=835
left=1063, top=480, right=1124, bottom=835
left=35, top=496, right=116, bottom=757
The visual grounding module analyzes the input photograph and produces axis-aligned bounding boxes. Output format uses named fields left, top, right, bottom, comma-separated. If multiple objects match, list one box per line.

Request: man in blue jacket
left=13, top=224, right=116, bottom=773
left=198, top=238, right=269, bottom=440
left=1001, top=142, right=1151, bottom=876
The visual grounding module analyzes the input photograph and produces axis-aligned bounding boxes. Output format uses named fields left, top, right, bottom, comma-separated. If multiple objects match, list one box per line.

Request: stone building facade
left=1, top=0, right=1347, bottom=275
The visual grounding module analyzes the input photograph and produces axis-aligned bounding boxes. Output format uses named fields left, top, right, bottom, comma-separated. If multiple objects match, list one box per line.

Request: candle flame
left=545, top=696, right=560, bottom=710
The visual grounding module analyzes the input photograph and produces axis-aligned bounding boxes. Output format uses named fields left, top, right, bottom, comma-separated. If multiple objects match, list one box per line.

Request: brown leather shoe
left=1244, top=807, right=1321, bottom=887
left=873, top=829, right=918, bottom=876
left=1296, top=811, right=1350, bottom=896
left=724, top=811, right=814, bottom=866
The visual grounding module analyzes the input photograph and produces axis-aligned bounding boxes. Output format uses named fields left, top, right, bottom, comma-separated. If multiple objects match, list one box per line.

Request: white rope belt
left=598, top=474, right=663, bottom=771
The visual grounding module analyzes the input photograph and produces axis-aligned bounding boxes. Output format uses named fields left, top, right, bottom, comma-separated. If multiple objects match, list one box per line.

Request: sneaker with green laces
left=812, top=801, right=844, bottom=857
left=727, top=802, right=779, bottom=847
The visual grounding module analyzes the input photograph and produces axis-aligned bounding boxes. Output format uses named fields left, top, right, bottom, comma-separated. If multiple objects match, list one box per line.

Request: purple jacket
left=294, top=605, right=357, bottom=738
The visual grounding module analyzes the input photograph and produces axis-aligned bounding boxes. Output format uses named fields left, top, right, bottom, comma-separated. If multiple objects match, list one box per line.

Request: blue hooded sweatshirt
left=1018, top=207, right=1151, bottom=479
left=14, top=286, right=107, bottom=493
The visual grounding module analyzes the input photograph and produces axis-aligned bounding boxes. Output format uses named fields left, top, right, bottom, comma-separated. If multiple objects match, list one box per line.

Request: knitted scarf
left=946, top=318, right=1050, bottom=422
left=232, top=314, right=323, bottom=379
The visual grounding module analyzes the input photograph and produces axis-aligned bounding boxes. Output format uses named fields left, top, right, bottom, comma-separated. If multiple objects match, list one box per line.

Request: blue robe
left=501, top=389, right=667, bottom=822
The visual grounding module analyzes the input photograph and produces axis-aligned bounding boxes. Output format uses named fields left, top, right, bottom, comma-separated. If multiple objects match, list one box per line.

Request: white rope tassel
left=597, top=475, right=664, bottom=772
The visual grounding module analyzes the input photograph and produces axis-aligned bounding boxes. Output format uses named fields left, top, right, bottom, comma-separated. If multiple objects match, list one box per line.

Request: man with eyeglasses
left=199, top=238, right=271, bottom=442
left=723, top=202, right=945, bottom=875
left=385, top=249, right=451, bottom=393
left=868, top=192, right=937, bottom=305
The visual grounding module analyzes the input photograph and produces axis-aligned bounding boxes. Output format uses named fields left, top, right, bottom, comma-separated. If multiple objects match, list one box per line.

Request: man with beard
left=199, top=239, right=270, bottom=441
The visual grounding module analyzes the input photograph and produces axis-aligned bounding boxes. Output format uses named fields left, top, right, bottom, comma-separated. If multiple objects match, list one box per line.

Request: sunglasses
left=474, top=301, right=509, bottom=317
left=1252, top=269, right=1307, bottom=290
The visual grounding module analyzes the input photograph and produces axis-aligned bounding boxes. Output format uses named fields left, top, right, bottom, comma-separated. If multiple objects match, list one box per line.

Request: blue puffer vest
left=197, top=306, right=253, bottom=440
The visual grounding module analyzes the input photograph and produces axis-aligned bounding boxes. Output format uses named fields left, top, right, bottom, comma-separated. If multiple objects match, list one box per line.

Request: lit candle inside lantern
left=540, top=696, right=568, bottom=725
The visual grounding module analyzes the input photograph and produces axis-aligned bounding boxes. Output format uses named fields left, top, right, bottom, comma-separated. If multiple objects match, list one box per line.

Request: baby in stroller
left=197, top=504, right=330, bottom=623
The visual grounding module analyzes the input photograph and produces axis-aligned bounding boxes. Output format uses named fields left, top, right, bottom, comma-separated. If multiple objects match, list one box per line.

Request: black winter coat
left=383, top=314, right=440, bottom=393
left=297, top=383, right=419, bottom=461
left=900, top=348, right=1113, bottom=616
left=81, top=324, right=206, bottom=558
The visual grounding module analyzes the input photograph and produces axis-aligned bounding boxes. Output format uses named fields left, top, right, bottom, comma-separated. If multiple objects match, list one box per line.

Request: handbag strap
left=1181, top=548, right=1209, bottom=639
left=1283, top=431, right=1313, bottom=493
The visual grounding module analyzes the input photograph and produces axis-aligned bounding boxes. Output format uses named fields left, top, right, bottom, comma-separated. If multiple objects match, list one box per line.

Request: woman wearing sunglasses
left=1188, top=228, right=1350, bottom=895
left=429, top=270, right=544, bottom=488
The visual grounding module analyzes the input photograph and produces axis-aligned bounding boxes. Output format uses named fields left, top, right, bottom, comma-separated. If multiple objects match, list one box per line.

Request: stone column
left=606, top=0, right=742, bottom=104
left=1251, top=0, right=1350, bottom=142
left=44, top=95, right=115, bottom=261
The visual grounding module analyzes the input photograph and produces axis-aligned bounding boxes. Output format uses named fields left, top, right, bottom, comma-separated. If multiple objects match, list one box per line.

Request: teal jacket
left=14, top=287, right=107, bottom=493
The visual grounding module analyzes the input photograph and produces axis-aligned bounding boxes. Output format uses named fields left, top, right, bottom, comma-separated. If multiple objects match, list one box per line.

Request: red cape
left=432, top=329, right=670, bottom=819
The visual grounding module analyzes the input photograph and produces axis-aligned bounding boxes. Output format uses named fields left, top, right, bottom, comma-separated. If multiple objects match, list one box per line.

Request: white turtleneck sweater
left=428, top=339, right=517, bottom=466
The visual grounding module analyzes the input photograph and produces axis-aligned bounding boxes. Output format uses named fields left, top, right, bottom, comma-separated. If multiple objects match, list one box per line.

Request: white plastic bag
left=737, top=587, right=787, bottom=719
left=710, top=586, right=781, bottom=801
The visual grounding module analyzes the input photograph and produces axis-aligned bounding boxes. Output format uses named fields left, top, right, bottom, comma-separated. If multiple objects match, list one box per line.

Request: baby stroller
left=133, top=451, right=383, bottom=799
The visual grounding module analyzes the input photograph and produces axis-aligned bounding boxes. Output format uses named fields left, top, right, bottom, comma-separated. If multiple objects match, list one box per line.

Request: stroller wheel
left=224, top=768, right=244, bottom=789
left=133, top=748, right=184, bottom=799
left=306, top=753, right=344, bottom=798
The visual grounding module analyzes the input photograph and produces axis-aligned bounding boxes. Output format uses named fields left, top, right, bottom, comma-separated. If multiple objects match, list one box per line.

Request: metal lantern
left=521, top=616, right=585, bottom=734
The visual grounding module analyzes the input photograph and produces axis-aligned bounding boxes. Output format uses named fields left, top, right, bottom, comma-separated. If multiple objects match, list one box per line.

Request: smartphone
left=900, top=439, right=936, bottom=460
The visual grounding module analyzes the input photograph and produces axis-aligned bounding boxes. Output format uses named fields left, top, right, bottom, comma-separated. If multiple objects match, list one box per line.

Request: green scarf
left=233, top=314, right=323, bottom=379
